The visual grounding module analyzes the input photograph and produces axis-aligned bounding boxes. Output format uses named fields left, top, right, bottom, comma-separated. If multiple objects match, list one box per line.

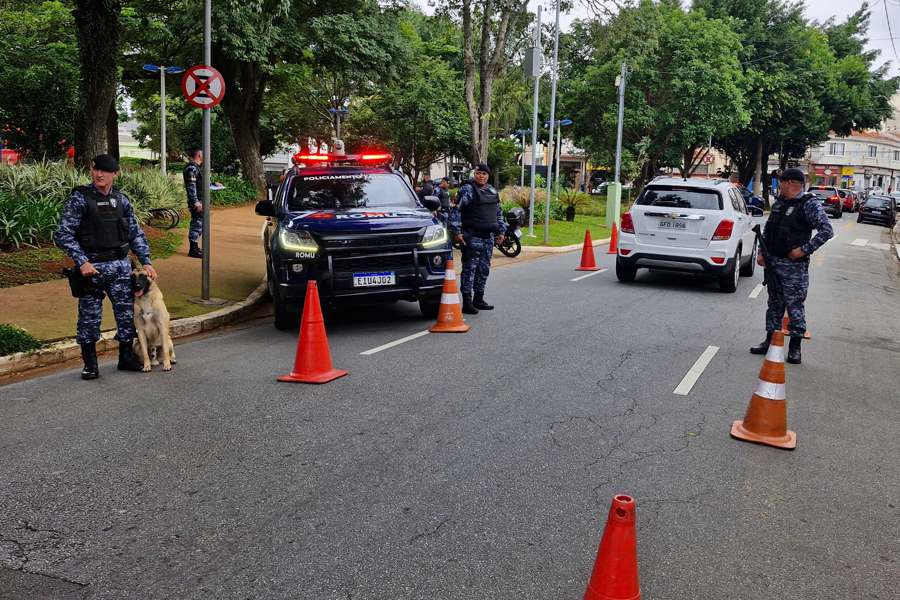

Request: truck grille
left=333, top=253, right=415, bottom=271
left=318, top=230, right=422, bottom=251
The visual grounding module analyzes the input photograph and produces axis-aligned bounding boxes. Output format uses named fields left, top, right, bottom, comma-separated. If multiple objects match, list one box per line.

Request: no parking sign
left=181, top=65, right=225, bottom=109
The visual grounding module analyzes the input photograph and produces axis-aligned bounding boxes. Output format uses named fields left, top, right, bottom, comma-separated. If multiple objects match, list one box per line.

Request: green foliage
left=488, top=138, right=520, bottom=188
left=0, top=324, right=42, bottom=356
left=210, top=175, right=258, bottom=206
left=557, top=188, right=589, bottom=209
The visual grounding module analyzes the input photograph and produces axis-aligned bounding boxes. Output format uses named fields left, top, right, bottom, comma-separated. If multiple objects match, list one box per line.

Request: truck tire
left=616, top=259, right=637, bottom=283
left=419, top=296, right=441, bottom=319
left=274, top=296, right=297, bottom=330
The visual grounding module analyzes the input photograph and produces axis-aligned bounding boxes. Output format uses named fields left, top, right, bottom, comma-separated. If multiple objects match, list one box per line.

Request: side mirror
left=749, top=206, right=764, bottom=217
left=255, top=200, right=275, bottom=217
left=421, top=195, right=441, bottom=212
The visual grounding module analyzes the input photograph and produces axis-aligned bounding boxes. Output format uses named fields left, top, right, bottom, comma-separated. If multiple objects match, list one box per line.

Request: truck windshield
left=285, top=173, right=417, bottom=211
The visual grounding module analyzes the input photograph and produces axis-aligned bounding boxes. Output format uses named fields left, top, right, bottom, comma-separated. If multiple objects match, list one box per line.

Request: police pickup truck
left=255, top=150, right=449, bottom=329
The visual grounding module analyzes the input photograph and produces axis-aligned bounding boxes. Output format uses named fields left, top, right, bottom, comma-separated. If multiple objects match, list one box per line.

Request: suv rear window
left=284, top=173, right=416, bottom=211
left=866, top=197, right=890, bottom=208
left=807, top=188, right=835, bottom=197
left=636, top=186, right=722, bottom=210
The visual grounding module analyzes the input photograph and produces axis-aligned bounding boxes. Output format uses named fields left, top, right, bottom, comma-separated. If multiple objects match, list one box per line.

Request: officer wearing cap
left=449, top=163, right=506, bottom=314
left=54, top=154, right=157, bottom=379
left=183, top=147, right=204, bottom=258
left=750, top=167, right=833, bottom=364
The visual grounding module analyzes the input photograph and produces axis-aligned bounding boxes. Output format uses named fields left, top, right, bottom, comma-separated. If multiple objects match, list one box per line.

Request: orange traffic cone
left=278, top=280, right=348, bottom=384
left=576, top=229, right=601, bottom=271
left=781, top=313, right=811, bottom=340
left=730, top=328, right=796, bottom=449
left=430, top=259, right=470, bottom=333
left=584, top=494, right=640, bottom=600
left=607, top=221, right=619, bottom=254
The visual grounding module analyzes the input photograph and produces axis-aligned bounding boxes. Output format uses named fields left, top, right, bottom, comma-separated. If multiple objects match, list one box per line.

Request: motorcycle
left=496, top=207, right=524, bottom=257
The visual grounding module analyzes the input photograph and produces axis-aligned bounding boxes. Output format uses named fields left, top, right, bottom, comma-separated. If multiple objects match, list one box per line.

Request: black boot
left=787, top=336, right=802, bottom=364
left=472, top=292, right=494, bottom=310
left=80, top=342, right=99, bottom=380
left=188, top=241, right=203, bottom=258
left=117, top=340, right=144, bottom=372
left=749, top=331, right=773, bottom=355
left=461, top=293, right=479, bottom=315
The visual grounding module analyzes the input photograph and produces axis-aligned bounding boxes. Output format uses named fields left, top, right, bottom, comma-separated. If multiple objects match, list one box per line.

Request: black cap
left=475, top=162, right=491, bottom=175
left=92, top=154, right=119, bottom=172
left=779, top=168, right=805, bottom=183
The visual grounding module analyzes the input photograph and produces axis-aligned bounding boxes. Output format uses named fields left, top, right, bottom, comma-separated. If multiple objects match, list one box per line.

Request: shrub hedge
left=0, top=324, right=42, bottom=355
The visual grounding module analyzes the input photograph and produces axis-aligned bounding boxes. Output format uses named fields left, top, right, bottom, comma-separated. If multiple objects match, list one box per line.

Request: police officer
left=183, top=147, right=204, bottom=258
left=434, top=177, right=451, bottom=224
left=449, top=163, right=506, bottom=314
left=751, top=168, right=833, bottom=364
left=54, top=154, right=157, bottom=379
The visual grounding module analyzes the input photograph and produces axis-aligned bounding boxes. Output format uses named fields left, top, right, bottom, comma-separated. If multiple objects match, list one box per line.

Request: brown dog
left=132, top=266, right=175, bottom=372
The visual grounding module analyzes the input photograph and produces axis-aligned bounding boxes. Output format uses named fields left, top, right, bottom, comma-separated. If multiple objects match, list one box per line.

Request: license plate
left=658, top=219, right=687, bottom=230
left=513, top=229, right=522, bottom=238
left=352, top=272, right=395, bottom=287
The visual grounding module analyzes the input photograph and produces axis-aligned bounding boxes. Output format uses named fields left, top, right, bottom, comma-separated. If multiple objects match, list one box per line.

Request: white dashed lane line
left=850, top=238, right=869, bottom=247
left=570, top=269, right=607, bottom=282
left=673, top=345, right=720, bottom=396
left=749, top=283, right=764, bottom=299
left=360, top=330, right=430, bottom=355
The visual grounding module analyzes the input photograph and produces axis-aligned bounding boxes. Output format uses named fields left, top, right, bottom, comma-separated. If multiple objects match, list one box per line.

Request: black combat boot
left=117, top=340, right=144, bottom=372
left=188, top=241, right=203, bottom=258
left=472, top=292, right=494, bottom=310
left=80, top=342, right=99, bottom=380
left=787, top=336, right=802, bottom=364
left=461, top=293, right=479, bottom=315
left=749, top=331, right=773, bottom=355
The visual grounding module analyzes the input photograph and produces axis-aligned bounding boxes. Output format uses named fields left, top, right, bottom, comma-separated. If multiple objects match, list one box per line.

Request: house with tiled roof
left=806, top=129, right=900, bottom=191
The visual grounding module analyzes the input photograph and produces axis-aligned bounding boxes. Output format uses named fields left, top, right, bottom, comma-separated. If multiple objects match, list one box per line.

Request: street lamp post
left=328, top=107, right=350, bottom=139
left=142, top=64, right=185, bottom=174
left=543, top=0, right=562, bottom=245
left=545, top=118, right=572, bottom=193
left=515, top=128, right=532, bottom=187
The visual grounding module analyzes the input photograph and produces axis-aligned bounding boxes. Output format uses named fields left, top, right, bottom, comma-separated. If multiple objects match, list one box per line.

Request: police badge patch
left=786, top=206, right=795, bottom=216
left=110, top=197, right=117, bottom=208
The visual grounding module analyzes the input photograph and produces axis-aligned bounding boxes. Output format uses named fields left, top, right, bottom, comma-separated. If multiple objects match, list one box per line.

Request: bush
left=0, top=324, right=42, bottom=355
left=558, top=188, right=589, bottom=209
left=210, top=174, right=259, bottom=206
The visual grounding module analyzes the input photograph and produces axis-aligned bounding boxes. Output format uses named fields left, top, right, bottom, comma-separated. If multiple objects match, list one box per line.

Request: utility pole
left=201, top=0, right=211, bottom=300
left=608, top=62, right=628, bottom=228
left=160, top=68, right=167, bottom=175
left=527, top=5, right=541, bottom=236
left=555, top=120, right=562, bottom=191
left=543, top=0, right=561, bottom=245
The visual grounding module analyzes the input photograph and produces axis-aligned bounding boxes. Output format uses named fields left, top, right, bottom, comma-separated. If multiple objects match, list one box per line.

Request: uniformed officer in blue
left=751, top=167, right=833, bottom=364
left=183, top=147, right=204, bottom=258
left=449, top=163, right=506, bottom=314
left=54, top=154, right=158, bottom=379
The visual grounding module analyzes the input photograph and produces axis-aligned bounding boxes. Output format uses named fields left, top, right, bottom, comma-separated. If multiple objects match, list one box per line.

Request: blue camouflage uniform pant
left=76, top=258, right=136, bottom=344
left=460, top=233, right=494, bottom=294
left=765, top=256, right=809, bottom=336
left=188, top=212, right=203, bottom=243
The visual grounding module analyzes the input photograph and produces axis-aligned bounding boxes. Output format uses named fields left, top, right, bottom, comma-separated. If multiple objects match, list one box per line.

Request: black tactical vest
left=460, top=181, right=501, bottom=234
left=183, top=163, right=204, bottom=207
left=74, top=185, right=129, bottom=252
left=765, top=194, right=813, bottom=258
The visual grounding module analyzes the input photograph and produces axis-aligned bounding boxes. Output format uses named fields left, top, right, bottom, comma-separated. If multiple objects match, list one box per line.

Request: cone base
left=584, top=584, right=640, bottom=600
left=606, top=249, right=617, bottom=255
left=575, top=265, right=601, bottom=271
left=278, top=369, right=348, bottom=384
left=731, top=420, right=796, bottom=449
left=430, top=322, right=471, bottom=333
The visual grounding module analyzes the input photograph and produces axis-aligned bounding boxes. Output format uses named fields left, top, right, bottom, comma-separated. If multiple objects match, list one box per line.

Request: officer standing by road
left=751, top=168, right=833, bottom=364
left=435, top=176, right=451, bottom=224
left=183, top=147, right=204, bottom=258
left=54, top=154, right=157, bottom=379
left=449, top=163, right=506, bottom=315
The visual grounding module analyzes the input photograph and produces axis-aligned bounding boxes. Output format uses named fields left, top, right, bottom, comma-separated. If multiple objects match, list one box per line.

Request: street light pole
left=528, top=5, right=541, bottom=237
left=202, top=0, right=212, bottom=300
left=521, top=130, right=526, bottom=187
left=160, top=68, right=166, bottom=174
left=543, top=0, right=561, bottom=245
left=614, top=62, right=627, bottom=184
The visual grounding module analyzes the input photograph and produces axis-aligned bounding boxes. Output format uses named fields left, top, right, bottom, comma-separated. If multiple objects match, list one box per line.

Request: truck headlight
left=421, top=224, right=448, bottom=248
left=278, top=228, right=318, bottom=253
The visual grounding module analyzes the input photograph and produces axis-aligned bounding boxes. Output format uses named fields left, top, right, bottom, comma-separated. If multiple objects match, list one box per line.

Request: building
left=806, top=130, right=900, bottom=191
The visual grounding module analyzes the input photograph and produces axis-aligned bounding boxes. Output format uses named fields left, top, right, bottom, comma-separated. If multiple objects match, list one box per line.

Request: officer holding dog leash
left=54, top=154, right=157, bottom=380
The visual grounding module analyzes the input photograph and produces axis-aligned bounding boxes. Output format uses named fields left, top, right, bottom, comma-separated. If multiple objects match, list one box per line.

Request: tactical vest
left=460, top=181, right=501, bottom=234
left=765, top=194, right=813, bottom=258
left=74, top=185, right=129, bottom=253
left=183, top=163, right=204, bottom=206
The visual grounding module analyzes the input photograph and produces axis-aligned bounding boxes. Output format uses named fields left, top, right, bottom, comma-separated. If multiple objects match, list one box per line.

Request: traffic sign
left=181, top=65, right=225, bottom=109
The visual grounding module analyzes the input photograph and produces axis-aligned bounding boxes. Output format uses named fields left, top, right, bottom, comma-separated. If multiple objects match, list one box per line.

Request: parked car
left=889, top=192, right=900, bottom=212
left=857, top=195, right=897, bottom=228
left=615, top=178, right=763, bottom=293
left=807, top=186, right=843, bottom=218
left=838, top=189, right=859, bottom=213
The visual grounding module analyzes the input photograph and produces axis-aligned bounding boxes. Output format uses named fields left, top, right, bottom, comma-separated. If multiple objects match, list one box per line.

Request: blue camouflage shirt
left=448, top=183, right=507, bottom=236
left=54, top=184, right=152, bottom=267
left=764, top=192, right=834, bottom=257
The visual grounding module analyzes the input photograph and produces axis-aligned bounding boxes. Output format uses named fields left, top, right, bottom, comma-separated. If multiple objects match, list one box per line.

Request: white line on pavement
left=570, top=269, right=607, bottom=282
left=360, top=330, right=430, bottom=355
left=850, top=238, right=868, bottom=247
left=749, top=283, right=764, bottom=299
left=673, top=345, right=719, bottom=396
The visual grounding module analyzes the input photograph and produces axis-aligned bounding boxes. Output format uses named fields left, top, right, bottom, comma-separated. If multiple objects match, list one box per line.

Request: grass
left=521, top=214, right=613, bottom=247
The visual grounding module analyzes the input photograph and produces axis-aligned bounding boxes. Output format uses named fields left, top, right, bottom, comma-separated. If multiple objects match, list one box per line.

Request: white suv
left=615, top=177, right=763, bottom=292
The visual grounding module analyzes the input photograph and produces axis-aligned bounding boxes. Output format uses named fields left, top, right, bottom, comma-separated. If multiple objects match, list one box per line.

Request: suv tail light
left=830, top=195, right=839, bottom=203
left=620, top=212, right=635, bottom=233
left=712, top=219, right=734, bottom=240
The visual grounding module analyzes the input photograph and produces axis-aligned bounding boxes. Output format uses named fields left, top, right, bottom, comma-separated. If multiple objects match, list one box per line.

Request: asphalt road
left=1, top=218, right=898, bottom=599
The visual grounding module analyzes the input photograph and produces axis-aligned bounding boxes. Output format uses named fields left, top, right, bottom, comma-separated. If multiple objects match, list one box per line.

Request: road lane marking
left=749, top=283, right=764, bottom=299
left=673, top=345, right=719, bottom=396
left=570, top=269, right=607, bottom=282
left=850, top=238, right=868, bottom=247
left=361, top=330, right=430, bottom=355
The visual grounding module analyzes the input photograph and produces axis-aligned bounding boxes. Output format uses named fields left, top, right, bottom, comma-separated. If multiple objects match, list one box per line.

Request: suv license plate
left=352, top=272, right=395, bottom=287
left=658, top=220, right=687, bottom=230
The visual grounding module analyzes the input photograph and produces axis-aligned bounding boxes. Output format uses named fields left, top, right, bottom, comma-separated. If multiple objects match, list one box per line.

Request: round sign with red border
left=181, top=65, right=226, bottom=109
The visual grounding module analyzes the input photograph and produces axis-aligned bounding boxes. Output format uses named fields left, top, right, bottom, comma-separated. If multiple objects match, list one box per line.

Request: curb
left=521, top=237, right=611, bottom=254
left=0, top=279, right=268, bottom=379
left=892, top=223, right=900, bottom=262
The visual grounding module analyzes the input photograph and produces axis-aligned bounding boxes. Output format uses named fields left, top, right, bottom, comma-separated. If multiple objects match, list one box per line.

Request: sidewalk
left=2, top=205, right=265, bottom=341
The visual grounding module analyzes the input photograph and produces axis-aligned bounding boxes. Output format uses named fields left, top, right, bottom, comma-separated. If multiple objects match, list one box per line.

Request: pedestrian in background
left=449, top=163, right=506, bottom=315
left=751, top=168, right=833, bottom=364
left=54, top=154, right=156, bottom=379
left=183, top=147, right=204, bottom=259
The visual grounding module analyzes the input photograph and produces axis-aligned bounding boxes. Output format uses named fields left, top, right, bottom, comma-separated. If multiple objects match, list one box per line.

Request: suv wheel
left=273, top=296, right=297, bottom=330
left=739, top=240, right=756, bottom=277
left=419, top=296, right=441, bottom=319
left=719, top=248, right=740, bottom=293
left=616, top=259, right=637, bottom=283
left=835, top=206, right=842, bottom=219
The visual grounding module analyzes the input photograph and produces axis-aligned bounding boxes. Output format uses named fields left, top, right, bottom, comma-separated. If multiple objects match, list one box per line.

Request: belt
left=87, top=248, right=128, bottom=263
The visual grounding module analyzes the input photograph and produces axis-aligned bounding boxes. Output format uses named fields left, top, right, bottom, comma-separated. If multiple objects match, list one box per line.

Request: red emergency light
left=291, top=150, right=393, bottom=166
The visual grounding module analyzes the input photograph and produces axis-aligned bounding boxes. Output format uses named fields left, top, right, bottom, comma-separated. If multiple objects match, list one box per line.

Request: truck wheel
left=419, top=296, right=441, bottom=319
left=274, top=296, right=297, bottom=330
left=616, top=259, right=637, bottom=283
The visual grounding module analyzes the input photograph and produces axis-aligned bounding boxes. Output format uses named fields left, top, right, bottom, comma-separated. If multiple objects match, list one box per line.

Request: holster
left=63, top=267, right=89, bottom=298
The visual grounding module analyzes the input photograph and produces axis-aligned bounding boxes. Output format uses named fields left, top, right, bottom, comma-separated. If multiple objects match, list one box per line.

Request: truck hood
left=284, top=209, right=437, bottom=232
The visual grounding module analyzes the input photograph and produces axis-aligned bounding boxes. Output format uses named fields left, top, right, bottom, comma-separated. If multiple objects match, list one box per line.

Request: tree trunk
left=73, top=0, right=122, bottom=169
left=106, top=98, right=119, bottom=162
left=216, top=54, right=267, bottom=197
left=753, top=137, right=763, bottom=196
